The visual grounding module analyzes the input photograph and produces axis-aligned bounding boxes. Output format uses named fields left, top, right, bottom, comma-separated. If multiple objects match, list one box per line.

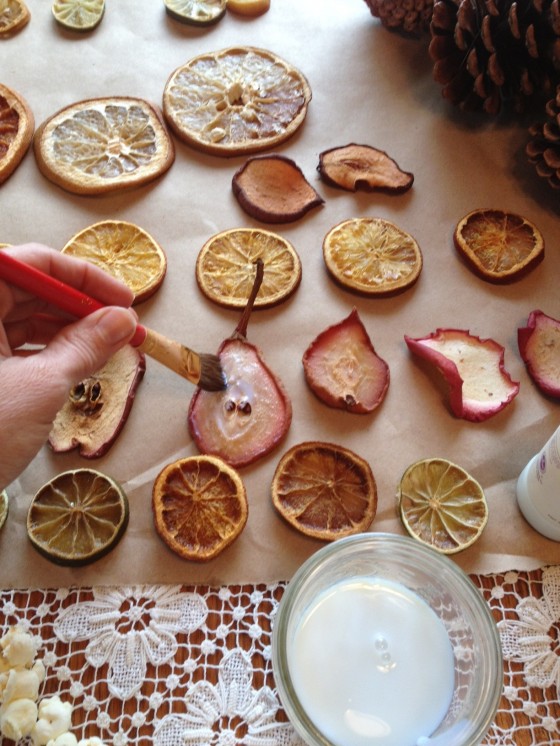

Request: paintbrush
left=0, top=251, right=226, bottom=392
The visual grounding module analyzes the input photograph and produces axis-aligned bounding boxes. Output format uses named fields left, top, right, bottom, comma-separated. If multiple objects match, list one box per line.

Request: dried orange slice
left=164, top=0, right=226, bottom=25
left=61, top=220, right=167, bottom=304
left=397, top=458, right=488, bottom=554
left=27, top=469, right=129, bottom=566
left=52, top=0, right=105, bottom=30
left=227, top=0, right=270, bottom=16
left=323, top=217, right=422, bottom=297
left=162, top=46, right=311, bottom=156
left=271, top=441, right=377, bottom=541
left=196, top=227, right=301, bottom=309
left=0, top=0, right=30, bottom=36
left=454, top=208, right=544, bottom=283
left=0, top=84, right=34, bottom=185
left=33, top=96, right=175, bottom=195
left=0, top=490, right=8, bottom=531
left=152, top=455, right=248, bottom=561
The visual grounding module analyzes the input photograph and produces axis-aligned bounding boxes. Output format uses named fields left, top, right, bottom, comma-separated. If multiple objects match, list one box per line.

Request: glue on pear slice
left=188, top=259, right=292, bottom=468
left=518, top=310, right=560, bottom=398
left=303, top=308, right=389, bottom=413
left=405, top=328, right=519, bottom=422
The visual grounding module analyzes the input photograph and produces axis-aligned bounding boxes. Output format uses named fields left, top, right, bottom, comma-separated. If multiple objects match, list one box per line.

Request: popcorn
left=32, top=695, right=73, bottom=746
left=3, top=663, right=45, bottom=704
left=48, top=733, right=79, bottom=746
left=0, top=697, right=38, bottom=740
left=0, top=626, right=40, bottom=668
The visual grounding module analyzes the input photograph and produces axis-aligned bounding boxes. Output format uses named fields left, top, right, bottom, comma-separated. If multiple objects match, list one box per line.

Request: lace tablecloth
left=1, top=567, right=560, bottom=745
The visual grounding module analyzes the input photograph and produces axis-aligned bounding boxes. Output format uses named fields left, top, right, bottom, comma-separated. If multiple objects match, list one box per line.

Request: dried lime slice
left=52, top=0, right=105, bottom=30
left=164, top=0, right=226, bottom=25
left=0, top=490, right=8, bottom=531
left=27, top=469, right=129, bottom=566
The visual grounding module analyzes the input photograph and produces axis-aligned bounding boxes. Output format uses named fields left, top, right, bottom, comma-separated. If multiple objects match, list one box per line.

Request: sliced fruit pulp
left=0, top=84, right=34, bottom=184
left=518, top=310, right=560, bottom=397
left=52, top=0, right=105, bottom=30
left=165, top=0, right=226, bottom=24
left=318, top=143, right=413, bottom=193
left=0, top=0, right=30, bottom=35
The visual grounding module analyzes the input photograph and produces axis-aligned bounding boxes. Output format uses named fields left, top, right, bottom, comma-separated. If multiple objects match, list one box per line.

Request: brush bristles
left=198, top=354, right=227, bottom=391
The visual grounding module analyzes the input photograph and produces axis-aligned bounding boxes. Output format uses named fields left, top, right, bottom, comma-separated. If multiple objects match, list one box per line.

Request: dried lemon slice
left=61, top=220, right=167, bottom=304
left=0, top=490, right=8, bottom=531
left=0, top=84, right=34, bottom=185
left=27, top=469, right=129, bottom=566
left=162, top=46, right=311, bottom=156
left=271, top=441, right=377, bottom=541
left=454, top=208, right=544, bottom=283
left=164, top=0, right=226, bottom=25
left=0, top=0, right=30, bottom=36
left=323, top=217, right=423, bottom=296
left=52, top=0, right=105, bottom=30
left=196, top=227, right=301, bottom=309
left=152, top=455, right=248, bottom=561
left=397, top=458, right=488, bottom=554
left=34, top=96, right=175, bottom=195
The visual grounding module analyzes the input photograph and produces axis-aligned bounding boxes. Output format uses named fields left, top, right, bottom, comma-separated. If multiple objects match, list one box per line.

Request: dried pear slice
left=49, top=346, right=146, bottom=458
left=164, top=0, right=226, bottom=25
left=303, top=308, right=389, bottom=413
left=405, top=328, right=520, bottom=422
left=34, top=96, right=175, bottom=195
left=232, top=155, right=323, bottom=223
left=518, top=310, right=560, bottom=398
left=27, top=469, right=129, bottom=566
left=0, top=0, right=30, bottom=36
left=0, top=84, right=34, bottom=185
left=318, top=143, right=414, bottom=193
left=52, top=0, right=105, bottom=30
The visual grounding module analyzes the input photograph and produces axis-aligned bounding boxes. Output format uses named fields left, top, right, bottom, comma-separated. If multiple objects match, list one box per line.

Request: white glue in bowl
left=272, top=533, right=502, bottom=746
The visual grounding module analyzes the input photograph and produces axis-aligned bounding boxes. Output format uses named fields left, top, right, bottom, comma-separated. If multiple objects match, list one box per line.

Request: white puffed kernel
left=1, top=628, right=39, bottom=668
left=2, top=666, right=43, bottom=704
left=32, top=696, right=73, bottom=746
left=0, top=697, right=38, bottom=740
left=78, top=739, right=105, bottom=746
left=47, top=732, right=79, bottom=746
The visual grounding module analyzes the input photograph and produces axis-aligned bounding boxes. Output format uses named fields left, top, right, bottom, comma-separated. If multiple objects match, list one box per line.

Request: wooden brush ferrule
left=138, top=328, right=201, bottom=385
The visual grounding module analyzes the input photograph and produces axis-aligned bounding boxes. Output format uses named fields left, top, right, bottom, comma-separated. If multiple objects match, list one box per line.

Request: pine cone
left=429, top=0, right=560, bottom=114
left=526, top=84, right=560, bottom=187
left=364, top=0, right=434, bottom=35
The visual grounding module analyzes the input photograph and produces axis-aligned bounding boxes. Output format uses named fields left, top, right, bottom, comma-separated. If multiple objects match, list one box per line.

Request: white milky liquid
left=288, top=577, right=455, bottom=746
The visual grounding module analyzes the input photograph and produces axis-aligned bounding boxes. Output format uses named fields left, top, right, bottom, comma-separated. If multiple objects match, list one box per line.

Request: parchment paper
left=2, top=0, right=560, bottom=589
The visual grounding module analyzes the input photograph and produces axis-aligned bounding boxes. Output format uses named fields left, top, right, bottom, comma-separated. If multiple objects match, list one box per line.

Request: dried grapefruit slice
left=52, top=0, right=105, bottom=30
left=164, top=0, right=226, bottom=24
left=397, top=458, right=488, bottom=554
left=34, top=97, right=175, bottom=195
left=27, top=469, right=129, bottom=566
left=271, top=441, right=377, bottom=541
left=196, top=227, right=301, bottom=309
left=0, top=0, right=30, bottom=35
left=152, top=455, right=248, bottom=561
left=323, top=217, right=422, bottom=297
left=454, top=208, right=544, bottom=283
left=61, top=220, right=167, bottom=304
left=162, top=46, right=311, bottom=156
left=0, top=84, right=34, bottom=185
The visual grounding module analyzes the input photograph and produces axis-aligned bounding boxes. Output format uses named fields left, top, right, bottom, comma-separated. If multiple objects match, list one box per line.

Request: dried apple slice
left=49, top=346, right=145, bottom=458
left=318, top=143, right=414, bottom=193
left=188, top=259, right=292, bottom=467
left=232, top=155, right=324, bottom=223
left=405, top=328, right=520, bottom=422
left=303, top=308, right=389, bottom=413
left=518, top=310, right=560, bottom=398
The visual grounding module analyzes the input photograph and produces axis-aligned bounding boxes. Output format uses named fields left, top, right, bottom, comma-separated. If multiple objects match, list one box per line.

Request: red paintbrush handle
left=0, top=250, right=146, bottom=347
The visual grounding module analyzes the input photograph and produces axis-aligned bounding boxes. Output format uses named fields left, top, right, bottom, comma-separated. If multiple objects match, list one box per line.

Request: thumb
left=42, top=306, right=138, bottom=389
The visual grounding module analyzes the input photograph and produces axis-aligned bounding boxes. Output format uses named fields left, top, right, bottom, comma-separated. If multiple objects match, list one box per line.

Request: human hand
left=0, top=243, right=138, bottom=489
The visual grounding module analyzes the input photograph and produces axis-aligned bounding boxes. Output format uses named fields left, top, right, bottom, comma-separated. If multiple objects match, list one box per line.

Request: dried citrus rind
left=164, top=0, right=226, bottom=24
left=34, top=96, right=175, bottom=195
left=271, top=441, right=377, bottom=541
left=0, top=0, right=30, bottom=36
left=162, top=46, right=311, bottom=156
left=52, top=0, right=105, bottom=30
left=323, top=217, right=422, bottom=296
left=405, top=328, right=520, bottom=422
left=227, top=0, right=270, bottom=16
left=61, top=220, right=167, bottom=304
left=397, top=458, right=488, bottom=554
left=454, top=208, right=544, bottom=283
left=0, top=84, right=34, bottom=185
left=0, top=490, right=8, bottom=531
left=196, top=227, right=301, bottom=309
left=518, top=310, right=560, bottom=398
left=318, top=143, right=414, bottom=193
left=27, top=469, right=129, bottom=566
left=152, top=455, right=248, bottom=561
left=232, top=155, right=324, bottom=223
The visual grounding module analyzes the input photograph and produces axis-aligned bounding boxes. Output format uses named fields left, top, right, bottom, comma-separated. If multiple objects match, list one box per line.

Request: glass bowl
left=272, top=533, right=502, bottom=746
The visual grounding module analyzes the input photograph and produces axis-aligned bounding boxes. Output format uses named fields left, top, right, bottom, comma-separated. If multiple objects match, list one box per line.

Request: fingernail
left=96, top=307, right=137, bottom=345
